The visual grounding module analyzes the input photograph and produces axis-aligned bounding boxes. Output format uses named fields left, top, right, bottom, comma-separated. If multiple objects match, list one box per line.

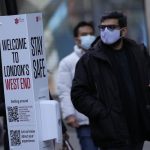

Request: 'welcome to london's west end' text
left=1, top=36, right=46, bottom=90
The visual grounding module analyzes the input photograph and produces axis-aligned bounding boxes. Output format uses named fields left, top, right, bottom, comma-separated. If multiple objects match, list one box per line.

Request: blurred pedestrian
left=57, top=21, right=98, bottom=150
left=71, top=11, right=150, bottom=150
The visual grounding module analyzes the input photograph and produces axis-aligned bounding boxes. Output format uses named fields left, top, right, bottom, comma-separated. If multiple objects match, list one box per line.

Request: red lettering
left=20, top=78, right=31, bottom=89
left=5, top=78, right=19, bottom=90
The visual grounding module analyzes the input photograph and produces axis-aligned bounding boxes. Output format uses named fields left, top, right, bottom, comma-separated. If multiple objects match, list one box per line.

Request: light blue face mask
left=80, top=35, right=96, bottom=50
left=100, top=27, right=121, bottom=44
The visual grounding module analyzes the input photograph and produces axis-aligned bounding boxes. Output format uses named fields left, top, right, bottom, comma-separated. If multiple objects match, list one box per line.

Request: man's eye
left=98, top=25, right=119, bottom=31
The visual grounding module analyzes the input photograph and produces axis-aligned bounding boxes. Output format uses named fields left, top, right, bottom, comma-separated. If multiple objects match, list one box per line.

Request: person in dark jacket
left=71, top=11, right=150, bottom=150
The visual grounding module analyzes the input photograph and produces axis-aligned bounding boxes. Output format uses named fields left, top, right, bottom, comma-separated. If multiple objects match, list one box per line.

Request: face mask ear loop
left=120, top=27, right=126, bottom=38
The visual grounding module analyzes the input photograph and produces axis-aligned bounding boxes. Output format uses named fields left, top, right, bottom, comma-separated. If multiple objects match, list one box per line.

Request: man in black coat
left=71, top=11, right=150, bottom=150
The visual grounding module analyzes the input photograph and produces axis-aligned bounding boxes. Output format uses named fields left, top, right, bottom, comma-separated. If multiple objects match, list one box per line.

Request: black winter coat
left=71, top=38, right=150, bottom=148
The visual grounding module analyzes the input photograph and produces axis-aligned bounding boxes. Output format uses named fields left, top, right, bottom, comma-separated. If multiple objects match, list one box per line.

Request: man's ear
left=121, top=27, right=127, bottom=37
left=75, top=37, right=81, bottom=46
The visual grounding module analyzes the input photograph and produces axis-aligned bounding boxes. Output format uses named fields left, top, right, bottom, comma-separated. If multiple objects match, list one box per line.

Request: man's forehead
left=101, top=18, right=119, bottom=25
left=78, top=26, right=94, bottom=34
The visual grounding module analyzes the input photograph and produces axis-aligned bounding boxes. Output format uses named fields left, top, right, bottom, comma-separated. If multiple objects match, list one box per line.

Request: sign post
left=0, top=13, right=58, bottom=150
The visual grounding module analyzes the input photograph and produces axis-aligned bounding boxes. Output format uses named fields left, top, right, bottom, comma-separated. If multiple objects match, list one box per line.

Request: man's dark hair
left=73, top=21, right=94, bottom=37
left=100, top=11, right=127, bottom=28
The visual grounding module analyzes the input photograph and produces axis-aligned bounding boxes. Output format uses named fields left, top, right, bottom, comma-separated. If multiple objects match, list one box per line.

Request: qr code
left=7, top=106, right=19, bottom=122
left=10, top=130, right=21, bottom=146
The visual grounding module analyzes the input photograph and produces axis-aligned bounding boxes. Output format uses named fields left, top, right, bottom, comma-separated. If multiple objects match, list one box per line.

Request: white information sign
left=0, top=13, right=54, bottom=150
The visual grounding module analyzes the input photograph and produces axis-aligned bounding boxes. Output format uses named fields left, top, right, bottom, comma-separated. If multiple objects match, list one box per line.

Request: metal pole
left=144, top=0, right=150, bottom=52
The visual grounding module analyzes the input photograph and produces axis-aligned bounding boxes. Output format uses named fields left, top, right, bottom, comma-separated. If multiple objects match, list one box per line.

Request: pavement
left=67, top=126, right=81, bottom=150
left=144, top=141, right=150, bottom=150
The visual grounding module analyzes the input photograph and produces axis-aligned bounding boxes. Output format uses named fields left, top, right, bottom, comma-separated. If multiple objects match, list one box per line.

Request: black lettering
left=1, top=38, right=27, bottom=51
left=31, top=36, right=43, bottom=56
left=3, top=64, right=30, bottom=77
left=33, top=58, right=46, bottom=79
left=2, top=40, right=8, bottom=50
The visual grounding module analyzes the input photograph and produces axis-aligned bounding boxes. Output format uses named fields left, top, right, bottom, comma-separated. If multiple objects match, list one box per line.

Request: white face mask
left=80, top=35, right=96, bottom=50
left=100, top=28, right=120, bottom=44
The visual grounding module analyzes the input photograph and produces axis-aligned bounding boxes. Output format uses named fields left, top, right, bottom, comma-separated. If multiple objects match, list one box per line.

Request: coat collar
left=89, top=40, right=111, bottom=63
left=89, top=38, right=138, bottom=62
left=74, top=45, right=85, bottom=57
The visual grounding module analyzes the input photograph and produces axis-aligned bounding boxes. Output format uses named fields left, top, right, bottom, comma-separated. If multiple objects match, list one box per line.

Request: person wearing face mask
left=57, top=21, right=98, bottom=150
left=71, top=11, right=150, bottom=150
